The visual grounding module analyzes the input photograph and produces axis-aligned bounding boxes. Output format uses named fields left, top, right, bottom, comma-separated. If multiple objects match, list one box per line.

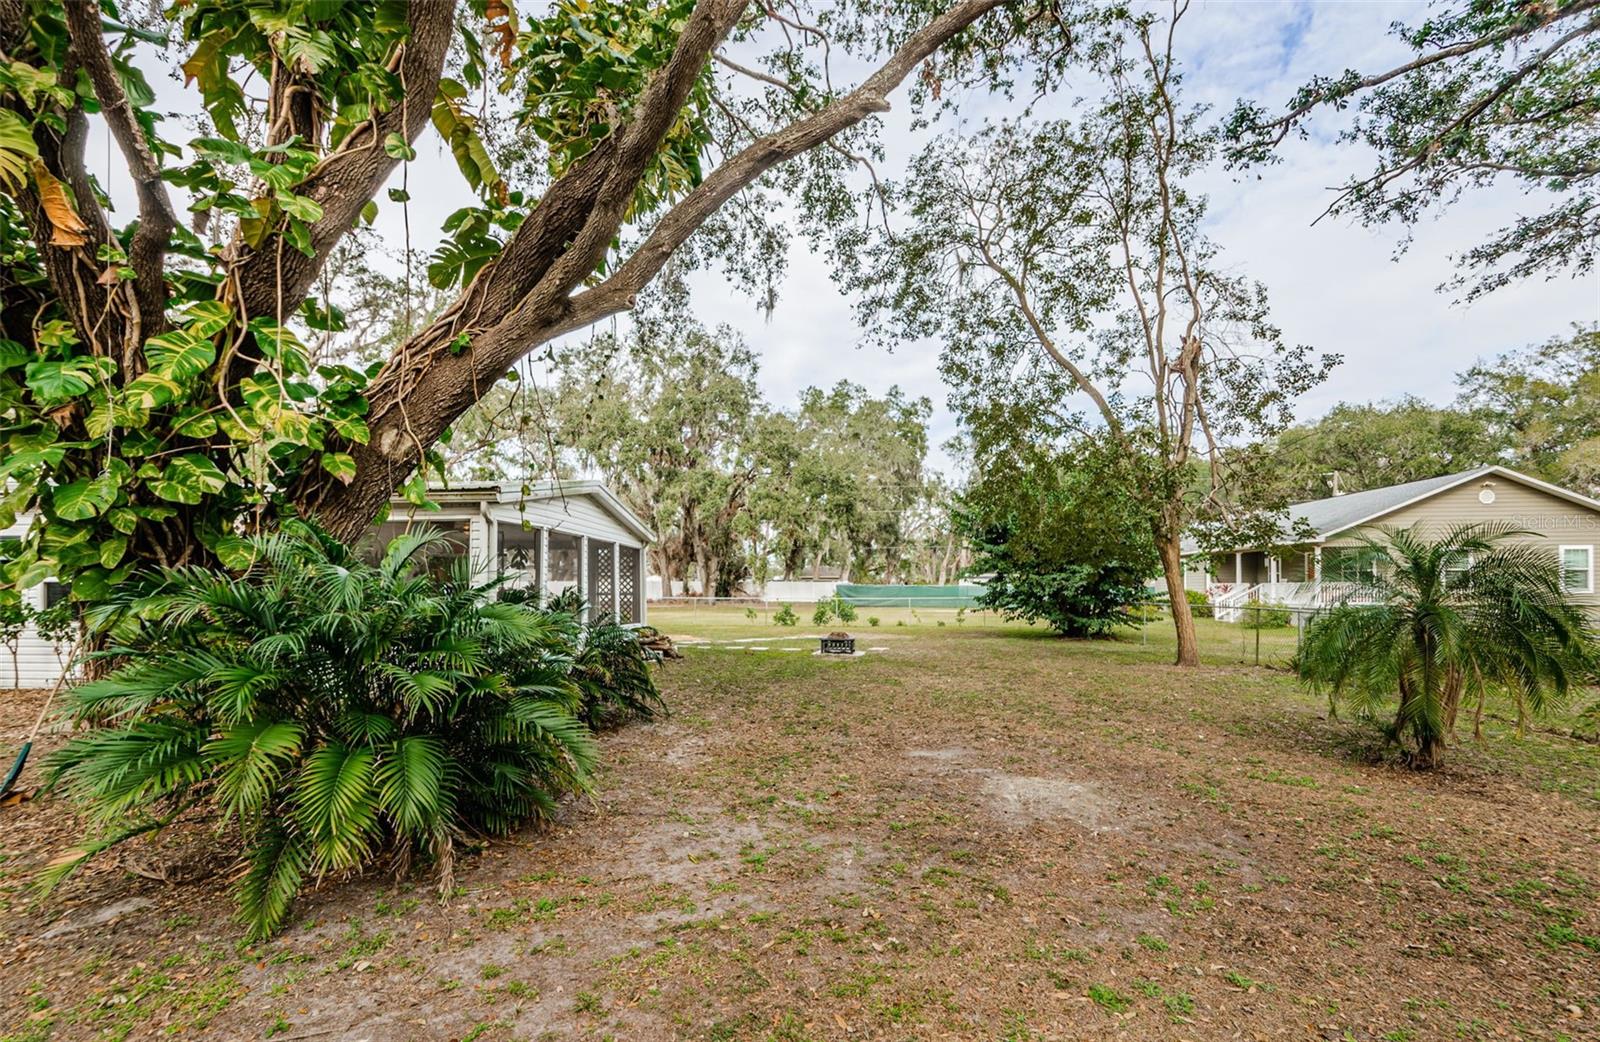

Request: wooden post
left=1234, top=551, right=1243, bottom=584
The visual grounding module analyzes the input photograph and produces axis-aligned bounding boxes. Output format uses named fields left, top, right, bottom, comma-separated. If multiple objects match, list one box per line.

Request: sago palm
left=40, top=521, right=632, bottom=938
left=1297, top=522, right=1596, bottom=768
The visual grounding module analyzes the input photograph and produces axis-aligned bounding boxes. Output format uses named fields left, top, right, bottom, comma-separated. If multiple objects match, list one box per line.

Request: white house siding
left=0, top=515, right=77, bottom=688
left=490, top=496, right=643, bottom=548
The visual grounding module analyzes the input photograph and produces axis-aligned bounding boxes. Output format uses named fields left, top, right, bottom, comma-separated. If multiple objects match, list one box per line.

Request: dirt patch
left=978, top=771, right=1117, bottom=829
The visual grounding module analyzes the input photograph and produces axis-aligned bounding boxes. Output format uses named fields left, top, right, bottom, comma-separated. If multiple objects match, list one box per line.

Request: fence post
left=1254, top=608, right=1261, bottom=666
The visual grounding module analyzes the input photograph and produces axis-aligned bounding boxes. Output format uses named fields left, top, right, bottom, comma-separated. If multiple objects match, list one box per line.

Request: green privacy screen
left=833, top=584, right=987, bottom=608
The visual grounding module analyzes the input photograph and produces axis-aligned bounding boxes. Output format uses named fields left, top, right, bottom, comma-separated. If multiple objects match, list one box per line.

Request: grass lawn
left=2, top=607, right=1597, bottom=1040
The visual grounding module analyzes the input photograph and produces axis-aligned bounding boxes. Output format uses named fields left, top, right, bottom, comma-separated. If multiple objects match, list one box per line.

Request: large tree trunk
left=1156, top=528, right=1200, bottom=668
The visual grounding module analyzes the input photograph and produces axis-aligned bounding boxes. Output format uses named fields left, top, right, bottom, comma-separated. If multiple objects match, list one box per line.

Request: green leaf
left=374, top=736, right=447, bottom=836
left=52, top=476, right=119, bottom=521
left=0, top=109, right=40, bottom=191
left=24, top=359, right=93, bottom=401
left=0, top=337, right=28, bottom=370
left=327, top=414, right=370, bottom=445
left=149, top=454, right=228, bottom=505
left=191, top=136, right=253, bottom=165
left=214, top=535, right=258, bottom=571
left=209, top=720, right=305, bottom=821
left=360, top=200, right=378, bottom=225
left=237, top=823, right=308, bottom=941
left=277, top=193, right=324, bottom=223
left=383, top=133, right=416, bottom=161
left=180, top=300, right=234, bottom=337
left=293, top=742, right=379, bottom=872
left=105, top=507, right=139, bottom=535
left=320, top=452, right=357, bottom=484
left=144, top=329, right=216, bottom=380
left=98, top=535, right=128, bottom=569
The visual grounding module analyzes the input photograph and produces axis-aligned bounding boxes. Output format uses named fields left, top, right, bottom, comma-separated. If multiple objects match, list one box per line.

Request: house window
left=359, top=519, right=470, bottom=576
left=1442, top=552, right=1472, bottom=588
left=1559, top=545, right=1593, bottom=594
left=497, top=522, right=541, bottom=592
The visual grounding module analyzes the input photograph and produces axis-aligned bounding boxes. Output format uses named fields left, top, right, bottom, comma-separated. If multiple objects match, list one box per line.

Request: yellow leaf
left=31, top=160, right=89, bottom=246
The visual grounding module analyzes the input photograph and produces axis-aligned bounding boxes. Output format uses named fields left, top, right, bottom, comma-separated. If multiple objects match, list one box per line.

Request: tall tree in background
left=556, top=319, right=762, bottom=596
left=749, top=383, right=930, bottom=583
left=1226, top=0, right=1598, bottom=300
left=0, top=0, right=1086, bottom=611
left=855, top=3, right=1333, bottom=665
left=1458, top=323, right=1600, bottom=496
left=1267, top=397, right=1506, bottom=501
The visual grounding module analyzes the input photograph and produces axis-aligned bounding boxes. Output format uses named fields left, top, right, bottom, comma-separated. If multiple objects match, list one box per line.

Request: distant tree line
left=1265, top=324, right=1599, bottom=502
left=427, top=287, right=966, bottom=597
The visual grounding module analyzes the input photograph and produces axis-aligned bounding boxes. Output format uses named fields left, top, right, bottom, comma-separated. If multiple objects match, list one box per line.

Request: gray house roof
left=1187, top=465, right=1600, bottom=554
left=1286, top=470, right=1475, bottom=538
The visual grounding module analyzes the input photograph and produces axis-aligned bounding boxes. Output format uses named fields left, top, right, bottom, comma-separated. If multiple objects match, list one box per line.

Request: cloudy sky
left=96, top=1, right=1598, bottom=475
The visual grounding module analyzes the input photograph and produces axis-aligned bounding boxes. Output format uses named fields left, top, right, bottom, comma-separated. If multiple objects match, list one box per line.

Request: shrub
left=811, top=602, right=832, bottom=626
left=1238, top=601, right=1291, bottom=629
left=867, top=617, right=880, bottom=628
left=1184, top=588, right=1213, bottom=619
left=744, top=607, right=758, bottom=621
left=40, top=522, right=654, bottom=938
left=773, top=604, right=798, bottom=627
left=569, top=619, right=667, bottom=729
left=975, top=565, right=1151, bottom=638
left=831, top=596, right=858, bottom=623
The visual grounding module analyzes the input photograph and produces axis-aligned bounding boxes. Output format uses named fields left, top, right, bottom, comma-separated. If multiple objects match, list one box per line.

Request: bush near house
left=39, top=522, right=662, bottom=939
left=1238, top=600, right=1291, bottom=629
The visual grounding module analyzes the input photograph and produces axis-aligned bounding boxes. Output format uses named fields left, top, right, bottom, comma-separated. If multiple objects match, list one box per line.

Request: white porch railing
left=1210, top=580, right=1380, bottom=613
left=1208, top=583, right=1257, bottom=623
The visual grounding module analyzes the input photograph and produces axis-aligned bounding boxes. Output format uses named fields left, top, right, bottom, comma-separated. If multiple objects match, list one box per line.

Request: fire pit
left=819, top=631, right=856, bottom=655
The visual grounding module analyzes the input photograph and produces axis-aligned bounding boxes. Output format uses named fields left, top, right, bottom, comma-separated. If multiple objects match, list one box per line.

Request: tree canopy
left=1226, top=0, right=1598, bottom=300
left=0, top=0, right=1081, bottom=611
left=851, top=4, right=1333, bottom=663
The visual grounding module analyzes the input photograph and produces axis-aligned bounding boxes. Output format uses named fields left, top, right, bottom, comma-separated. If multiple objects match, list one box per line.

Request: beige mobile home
left=1187, top=466, right=1600, bottom=617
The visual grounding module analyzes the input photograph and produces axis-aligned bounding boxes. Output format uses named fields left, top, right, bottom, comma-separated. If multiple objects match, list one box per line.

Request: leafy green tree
left=0, top=0, right=1077, bottom=611
left=41, top=522, right=660, bottom=938
left=958, top=436, right=1159, bottom=638
left=0, top=591, right=32, bottom=690
left=552, top=315, right=763, bottom=596
left=1297, top=523, right=1596, bottom=768
left=1458, top=323, right=1600, bottom=495
left=1226, top=0, right=1598, bottom=300
left=749, top=382, right=931, bottom=583
left=1268, top=397, right=1506, bottom=501
left=854, top=7, right=1332, bottom=664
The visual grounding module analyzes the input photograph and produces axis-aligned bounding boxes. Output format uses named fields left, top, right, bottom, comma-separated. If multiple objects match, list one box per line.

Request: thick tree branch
left=63, top=0, right=176, bottom=339
left=228, top=0, right=456, bottom=327
left=306, top=0, right=1011, bottom=540
left=577, top=0, right=1009, bottom=318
